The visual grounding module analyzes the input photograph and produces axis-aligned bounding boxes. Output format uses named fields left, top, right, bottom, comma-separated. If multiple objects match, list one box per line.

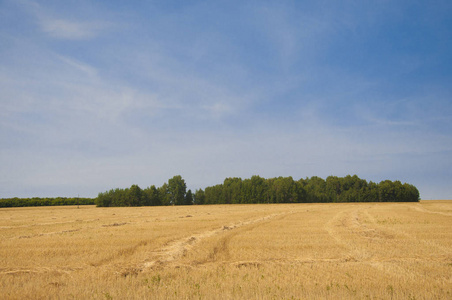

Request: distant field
left=0, top=201, right=451, bottom=299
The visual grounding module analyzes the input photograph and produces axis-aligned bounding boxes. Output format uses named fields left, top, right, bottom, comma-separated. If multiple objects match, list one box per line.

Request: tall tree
left=128, top=184, right=143, bottom=206
left=167, top=175, right=187, bottom=205
left=159, top=183, right=170, bottom=206
left=143, top=185, right=161, bottom=206
left=223, top=177, right=242, bottom=204
left=184, top=189, right=194, bottom=205
left=194, top=189, right=205, bottom=205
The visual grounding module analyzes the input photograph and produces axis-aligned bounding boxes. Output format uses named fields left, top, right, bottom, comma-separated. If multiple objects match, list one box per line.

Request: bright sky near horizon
left=1, top=1, right=451, bottom=199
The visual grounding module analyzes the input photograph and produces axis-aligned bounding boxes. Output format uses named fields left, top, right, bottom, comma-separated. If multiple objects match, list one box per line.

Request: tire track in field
left=324, top=208, right=412, bottom=267
left=202, top=213, right=290, bottom=264
left=127, top=212, right=288, bottom=275
left=410, top=204, right=452, bottom=217
left=325, top=207, right=399, bottom=245
left=15, top=228, right=85, bottom=239
left=2, top=214, right=286, bottom=277
left=325, top=207, right=451, bottom=281
left=363, top=209, right=452, bottom=255
left=9, top=222, right=128, bottom=240
left=0, top=218, right=103, bottom=230
left=324, top=207, right=378, bottom=262
left=0, top=266, right=83, bottom=276
left=230, top=255, right=451, bottom=267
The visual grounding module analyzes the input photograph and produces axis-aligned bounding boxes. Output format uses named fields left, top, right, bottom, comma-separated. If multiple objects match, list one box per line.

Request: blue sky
left=1, top=0, right=451, bottom=199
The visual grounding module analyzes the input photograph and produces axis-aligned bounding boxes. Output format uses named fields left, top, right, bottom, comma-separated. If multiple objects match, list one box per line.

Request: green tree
left=194, top=189, right=205, bottom=205
left=205, top=184, right=223, bottom=204
left=96, top=190, right=112, bottom=207
left=143, top=185, right=161, bottom=206
left=378, top=180, right=396, bottom=202
left=128, top=184, right=143, bottom=206
left=250, top=175, right=267, bottom=203
left=184, top=189, right=194, bottom=205
left=326, top=176, right=342, bottom=202
left=304, top=176, right=328, bottom=202
left=167, top=175, right=187, bottom=205
left=269, top=177, right=298, bottom=203
left=159, top=183, right=170, bottom=206
left=403, top=183, right=420, bottom=202
left=223, top=177, right=242, bottom=204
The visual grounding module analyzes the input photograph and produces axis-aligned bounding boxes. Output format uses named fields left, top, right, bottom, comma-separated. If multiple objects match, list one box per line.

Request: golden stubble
left=0, top=201, right=451, bottom=299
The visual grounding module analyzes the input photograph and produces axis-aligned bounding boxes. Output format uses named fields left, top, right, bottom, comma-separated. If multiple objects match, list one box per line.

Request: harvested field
left=0, top=201, right=451, bottom=299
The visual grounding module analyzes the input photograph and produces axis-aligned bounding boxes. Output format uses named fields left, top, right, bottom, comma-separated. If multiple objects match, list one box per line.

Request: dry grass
left=0, top=201, right=451, bottom=299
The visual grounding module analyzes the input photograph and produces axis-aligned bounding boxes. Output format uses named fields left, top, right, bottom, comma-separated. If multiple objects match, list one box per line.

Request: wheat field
left=0, top=201, right=451, bottom=299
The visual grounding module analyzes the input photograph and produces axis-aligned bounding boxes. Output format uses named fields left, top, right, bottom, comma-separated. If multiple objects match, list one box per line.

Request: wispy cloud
left=201, top=102, right=234, bottom=118
left=16, top=0, right=111, bottom=40
left=0, top=1, right=451, bottom=199
left=39, top=18, right=108, bottom=40
left=250, top=2, right=331, bottom=72
left=56, top=55, right=98, bottom=78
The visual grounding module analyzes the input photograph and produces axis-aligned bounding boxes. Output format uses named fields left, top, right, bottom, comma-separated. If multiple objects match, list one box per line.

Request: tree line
left=96, top=175, right=194, bottom=207
left=0, top=197, right=95, bottom=208
left=96, top=174, right=420, bottom=207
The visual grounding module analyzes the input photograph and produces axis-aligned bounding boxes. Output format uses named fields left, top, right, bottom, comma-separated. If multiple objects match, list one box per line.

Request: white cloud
left=108, top=44, right=260, bottom=121
left=1, top=1, right=451, bottom=199
left=57, top=55, right=98, bottom=78
left=39, top=18, right=107, bottom=40
left=202, top=102, right=233, bottom=117
left=16, top=0, right=111, bottom=40
left=249, top=2, right=333, bottom=72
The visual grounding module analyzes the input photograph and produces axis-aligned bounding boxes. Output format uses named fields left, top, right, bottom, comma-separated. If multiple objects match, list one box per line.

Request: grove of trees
left=95, top=174, right=420, bottom=207
left=0, top=197, right=94, bottom=208
left=96, top=175, right=194, bottom=207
